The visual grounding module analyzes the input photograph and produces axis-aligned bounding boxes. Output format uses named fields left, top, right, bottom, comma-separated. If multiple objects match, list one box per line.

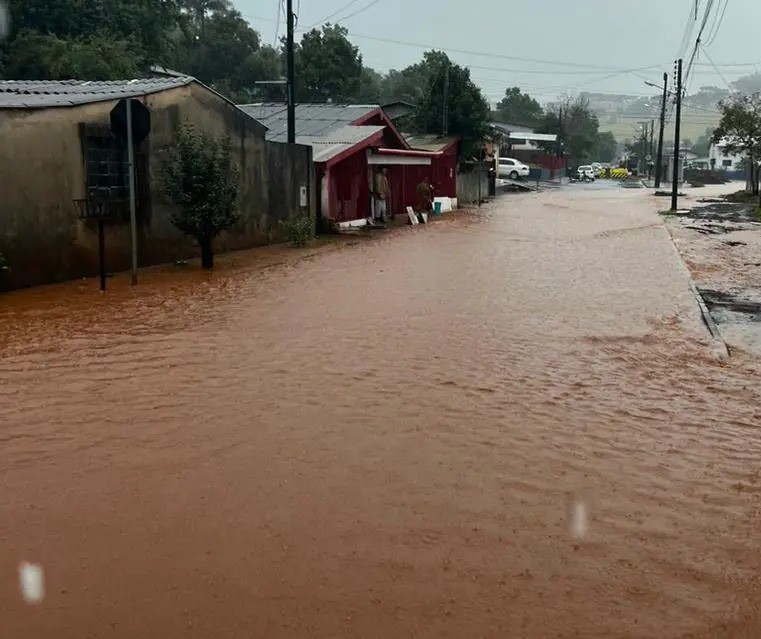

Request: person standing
left=373, top=168, right=390, bottom=224
left=416, top=177, right=434, bottom=213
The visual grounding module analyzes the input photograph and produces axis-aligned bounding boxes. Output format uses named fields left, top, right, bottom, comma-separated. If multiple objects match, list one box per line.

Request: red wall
left=327, top=151, right=371, bottom=222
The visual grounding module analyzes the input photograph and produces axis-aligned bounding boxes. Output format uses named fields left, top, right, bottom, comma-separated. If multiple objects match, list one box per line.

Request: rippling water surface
left=2, top=188, right=761, bottom=638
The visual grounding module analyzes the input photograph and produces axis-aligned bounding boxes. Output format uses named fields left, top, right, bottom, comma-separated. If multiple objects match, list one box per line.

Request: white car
left=576, top=165, right=596, bottom=181
left=498, top=157, right=530, bottom=180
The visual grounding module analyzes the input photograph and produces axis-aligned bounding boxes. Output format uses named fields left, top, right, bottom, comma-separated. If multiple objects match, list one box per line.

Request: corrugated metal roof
left=299, top=125, right=385, bottom=163
left=509, top=132, right=558, bottom=143
left=238, top=102, right=380, bottom=142
left=403, top=133, right=459, bottom=152
left=0, top=78, right=193, bottom=109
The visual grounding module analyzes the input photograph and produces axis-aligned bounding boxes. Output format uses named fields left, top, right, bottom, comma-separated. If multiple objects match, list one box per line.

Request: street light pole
left=671, top=59, right=683, bottom=212
left=286, top=0, right=295, bottom=144
left=655, top=73, right=668, bottom=188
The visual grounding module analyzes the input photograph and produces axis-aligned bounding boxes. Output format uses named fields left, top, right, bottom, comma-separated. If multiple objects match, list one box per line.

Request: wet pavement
left=2, top=186, right=761, bottom=638
left=666, top=185, right=761, bottom=357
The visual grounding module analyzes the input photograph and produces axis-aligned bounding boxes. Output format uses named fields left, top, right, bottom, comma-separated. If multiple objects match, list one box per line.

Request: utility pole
left=648, top=119, right=655, bottom=180
left=671, top=58, right=683, bottom=212
left=442, top=61, right=450, bottom=136
left=655, top=72, right=668, bottom=188
left=556, top=107, right=562, bottom=158
left=286, top=0, right=295, bottom=144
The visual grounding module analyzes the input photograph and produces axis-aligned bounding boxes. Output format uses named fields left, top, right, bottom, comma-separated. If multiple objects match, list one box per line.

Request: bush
left=281, top=213, right=315, bottom=247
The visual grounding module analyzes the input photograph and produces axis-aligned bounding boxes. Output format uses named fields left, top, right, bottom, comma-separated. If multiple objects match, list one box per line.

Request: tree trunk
left=199, top=236, right=214, bottom=269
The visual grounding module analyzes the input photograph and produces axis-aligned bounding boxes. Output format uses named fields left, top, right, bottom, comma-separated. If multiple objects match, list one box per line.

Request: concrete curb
left=662, top=222, right=730, bottom=359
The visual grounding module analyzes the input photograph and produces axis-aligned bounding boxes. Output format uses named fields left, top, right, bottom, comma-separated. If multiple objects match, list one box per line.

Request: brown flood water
left=2, top=187, right=761, bottom=638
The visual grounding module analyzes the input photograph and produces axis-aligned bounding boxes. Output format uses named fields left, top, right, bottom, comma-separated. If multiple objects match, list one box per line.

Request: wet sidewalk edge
left=663, top=224, right=730, bottom=359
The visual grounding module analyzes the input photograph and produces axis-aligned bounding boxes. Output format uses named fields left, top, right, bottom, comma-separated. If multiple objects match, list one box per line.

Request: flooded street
left=3, top=187, right=761, bottom=638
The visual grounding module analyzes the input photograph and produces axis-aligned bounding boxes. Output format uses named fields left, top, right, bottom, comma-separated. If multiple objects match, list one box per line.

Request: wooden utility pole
left=126, top=99, right=138, bottom=285
left=671, top=59, right=683, bottom=212
left=286, top=0, right=295, bottom=144
left=655, top=72, right=668, bottom=188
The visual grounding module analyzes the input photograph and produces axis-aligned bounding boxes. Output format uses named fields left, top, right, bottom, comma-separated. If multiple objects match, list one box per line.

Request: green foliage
left=594, top=131, right=618, bottom=163
left=280, top=213, right=315, bottom=248
left=1, top=0, right=177, bottom=78
left=412, top=51, right=490, bottom=159
left=692, top=127, right=714, bottom=157
left=713, top=94, right=761, bottom=158
left=294, top=24, right=363, bottom=102
left=4, top=29, right=141, bottom=80
left=538, top=96, right=601, bottom=164
left=495, top=87, right=543, bottom=126
left=161, top=123, right=240, bottom=268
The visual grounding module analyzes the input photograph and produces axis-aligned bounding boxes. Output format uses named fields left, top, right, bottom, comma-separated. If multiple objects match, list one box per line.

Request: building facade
left=0, top=78, right=313, bottom=290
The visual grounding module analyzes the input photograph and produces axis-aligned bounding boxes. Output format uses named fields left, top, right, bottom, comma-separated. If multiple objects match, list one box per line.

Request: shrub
left=281, top=213, right=315, bottom=247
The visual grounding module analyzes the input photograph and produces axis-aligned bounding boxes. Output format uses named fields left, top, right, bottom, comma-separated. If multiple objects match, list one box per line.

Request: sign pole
left=126, top=99, right=138, bottom=285
left=98, top=218, right=106, bottom=292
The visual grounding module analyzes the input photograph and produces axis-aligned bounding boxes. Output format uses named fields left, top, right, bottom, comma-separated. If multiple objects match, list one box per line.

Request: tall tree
left=495, top=87, right=543, bottom=126
left=713, top=93, right=761, bottom=194
left=594, top=131, right=618, bottom=163
left=539, top=96, right=601, bottom=164
left=161, top=123, right=240, bottom=269
left=293, top=24, right=362, bottom=102
left=413, top=51, right=490, bottom=159
left=2, top=0, right=179, bottom=77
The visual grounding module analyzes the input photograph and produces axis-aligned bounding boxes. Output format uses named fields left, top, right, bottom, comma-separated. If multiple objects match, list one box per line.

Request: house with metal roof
left=0, top=78, right=313, bottom=290
left=239, top=102, right=458, bottom=226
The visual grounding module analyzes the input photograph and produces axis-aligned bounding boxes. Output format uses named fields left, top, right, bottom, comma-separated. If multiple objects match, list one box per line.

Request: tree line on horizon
left=6, top=0, right=758, bottom=165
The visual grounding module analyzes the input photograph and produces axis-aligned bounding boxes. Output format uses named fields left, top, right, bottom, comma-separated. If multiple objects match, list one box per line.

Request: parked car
left=577, top=165, right=596, bottom=181
left=591, top=162, right=603, bottom=176
left=498, top=157, right=531, bottom=180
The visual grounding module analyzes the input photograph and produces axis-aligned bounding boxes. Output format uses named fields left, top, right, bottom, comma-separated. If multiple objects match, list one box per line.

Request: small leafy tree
left=161, top=124, right=240, bottom=269
left=713, top=94, right=761, bottom=195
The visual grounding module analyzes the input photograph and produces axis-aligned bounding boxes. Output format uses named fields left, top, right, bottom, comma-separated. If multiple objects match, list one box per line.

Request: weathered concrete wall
left=0, top=84, right=313, bottom=291
left=456, top=170, right=489, bottom=205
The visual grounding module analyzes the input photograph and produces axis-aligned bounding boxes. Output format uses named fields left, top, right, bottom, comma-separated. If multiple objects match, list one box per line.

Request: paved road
left=2, top=186, right=761, bottom=638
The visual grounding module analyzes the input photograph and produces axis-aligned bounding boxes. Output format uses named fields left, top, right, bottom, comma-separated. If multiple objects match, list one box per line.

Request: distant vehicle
left=498, top=157, right=531, bottom=180
left=577, top=165, right=596, bottom=181
left=591, top=162, right=603, bottom=176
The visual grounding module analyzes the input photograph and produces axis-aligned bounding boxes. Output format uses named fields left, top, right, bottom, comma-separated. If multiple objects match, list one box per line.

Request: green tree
left=713, top=93, right=761, bottom=194
left=539, top=96, right=600, bottom=164
left=171, top=0, right=265, bottom=99
left=161, top=124, right=240, bottom=269
left=4, top=30, right=140, bottom=80
left=293, top=24, right=363, bottom=102
left=495, top=87, right=543, bottom=125
left=357, top=66, right=383, bottom=103
left=413, top=51, right=490, bottom=159
left=692, top=126, right=714, bottom=157
left=2, top=0, right=178, bottom=77
left=594, top=131, right=618, bottom=163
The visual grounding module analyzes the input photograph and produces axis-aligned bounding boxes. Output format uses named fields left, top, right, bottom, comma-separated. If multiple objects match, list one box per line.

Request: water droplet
left=570, top=500, right=588, bottom=539
left=19, top=562, right=45, bottom=604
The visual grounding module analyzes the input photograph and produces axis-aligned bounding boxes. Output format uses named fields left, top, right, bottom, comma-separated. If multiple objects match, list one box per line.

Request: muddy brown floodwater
left=3, top=186, right=761, bottom=638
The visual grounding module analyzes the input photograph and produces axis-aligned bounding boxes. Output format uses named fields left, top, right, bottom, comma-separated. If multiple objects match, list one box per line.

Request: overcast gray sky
left=238, top=0, right=758, bottom=105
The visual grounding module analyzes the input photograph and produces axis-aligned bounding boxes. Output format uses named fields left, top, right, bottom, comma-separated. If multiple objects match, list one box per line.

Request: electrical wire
left=305, top=0, right=363, bottom=28
left=273, top=0, right=283, bottom=45
left=333, top=0, right=385, bottom=23
left=704, top=0, right=728, bottom=47
left=700, top=44, right=734, bottom=91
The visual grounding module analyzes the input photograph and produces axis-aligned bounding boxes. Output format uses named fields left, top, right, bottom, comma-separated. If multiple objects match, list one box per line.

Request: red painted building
left=239, top=103, right=459, bottom=225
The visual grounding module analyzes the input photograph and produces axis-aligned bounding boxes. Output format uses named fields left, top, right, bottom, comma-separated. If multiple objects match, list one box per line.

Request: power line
left=700, top=44, right=733, bottom=91
left=334, top=0, right=384, bottom=22
left=704, top=0, right=728, bottom=46
left=306, top=0, right=363, bottom=28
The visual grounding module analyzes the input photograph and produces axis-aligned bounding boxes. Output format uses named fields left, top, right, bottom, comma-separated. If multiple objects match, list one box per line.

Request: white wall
left=708, top=143, right=745, bottom=171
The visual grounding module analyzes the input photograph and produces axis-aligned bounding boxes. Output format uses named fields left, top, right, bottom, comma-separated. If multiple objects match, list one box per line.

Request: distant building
left=709, top=139, right=746, bottom=172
